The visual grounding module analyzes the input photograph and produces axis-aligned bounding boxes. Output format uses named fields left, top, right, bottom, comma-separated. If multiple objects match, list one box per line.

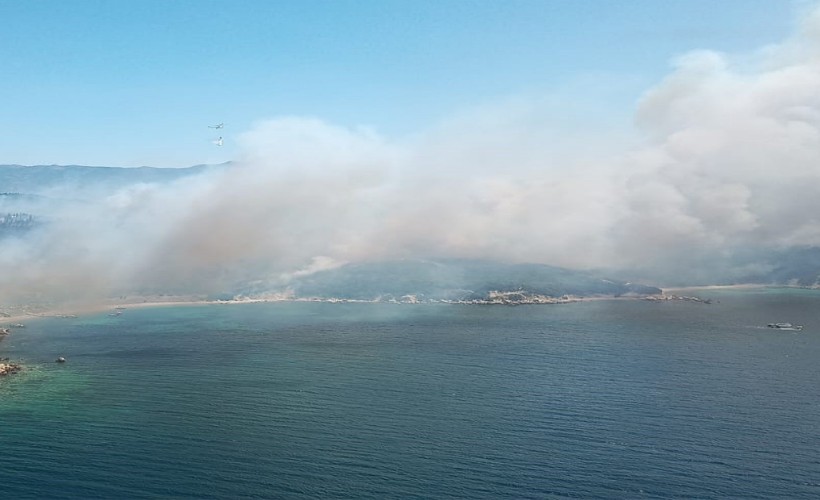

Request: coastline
left=0, top=297, right=212, bottom=375
left=2, top=290, right=688, bottom=325
left=0, top=286, right=808, bottom=377
left=9, top=283, right=813, bottom=325
left=0, top=296, right=211, bottom=326
left=1, top=292, right=678, bottom=370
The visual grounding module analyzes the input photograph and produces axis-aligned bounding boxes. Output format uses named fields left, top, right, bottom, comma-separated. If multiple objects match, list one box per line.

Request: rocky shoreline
left=0, top=360, right=22, bottom=376
left=0, top=326, right=23, bottom=376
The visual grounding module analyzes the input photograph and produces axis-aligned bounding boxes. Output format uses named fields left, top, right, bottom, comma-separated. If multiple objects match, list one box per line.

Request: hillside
left=240, top=259, right=663, bottom=302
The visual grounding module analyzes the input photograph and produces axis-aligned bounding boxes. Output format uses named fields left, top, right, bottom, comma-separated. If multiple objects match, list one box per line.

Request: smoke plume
left=3, top=6, right=820, bottom=301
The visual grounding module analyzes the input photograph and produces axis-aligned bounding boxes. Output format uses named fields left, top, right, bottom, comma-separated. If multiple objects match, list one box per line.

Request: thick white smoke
left=2, top=5, right=820, bottom=301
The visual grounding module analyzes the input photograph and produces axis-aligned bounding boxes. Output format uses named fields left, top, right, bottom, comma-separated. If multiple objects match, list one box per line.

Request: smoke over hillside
left=2, top=6, right=820, bottom=301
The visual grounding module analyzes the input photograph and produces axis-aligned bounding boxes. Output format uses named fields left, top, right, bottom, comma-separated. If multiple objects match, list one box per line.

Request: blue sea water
left=1, top=289, right=820, bottom=499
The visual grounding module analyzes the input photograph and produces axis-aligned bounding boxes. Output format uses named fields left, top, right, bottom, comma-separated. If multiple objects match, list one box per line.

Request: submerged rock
left=0, top=362, right=22, bottom=375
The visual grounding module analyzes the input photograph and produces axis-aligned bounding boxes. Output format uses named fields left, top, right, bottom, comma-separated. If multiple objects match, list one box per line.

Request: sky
left=0, top=0, right=807, bottom=167
left=2, top=0, right=820, bottom=300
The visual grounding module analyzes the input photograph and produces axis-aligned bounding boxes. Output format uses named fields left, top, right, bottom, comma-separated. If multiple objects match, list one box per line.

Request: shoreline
left=4, top=284, right=813, bottom=325
left=1, top=292, right=678, bottom=324
left=0, top=296, right=211, bottom=325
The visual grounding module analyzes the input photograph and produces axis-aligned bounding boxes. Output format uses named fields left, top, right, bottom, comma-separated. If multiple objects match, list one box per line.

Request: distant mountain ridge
left=0, top=163, right=227, bottom=193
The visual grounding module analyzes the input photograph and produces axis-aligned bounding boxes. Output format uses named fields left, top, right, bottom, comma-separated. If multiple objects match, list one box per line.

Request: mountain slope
left=276, top=259, right=661, bottom=301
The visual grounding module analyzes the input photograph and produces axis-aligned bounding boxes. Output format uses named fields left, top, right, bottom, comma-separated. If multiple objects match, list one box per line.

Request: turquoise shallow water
left=1, top=291, right=820, bottom=498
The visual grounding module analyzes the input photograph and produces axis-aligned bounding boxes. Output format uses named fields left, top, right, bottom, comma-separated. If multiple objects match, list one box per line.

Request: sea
left=1, top=288, right=819, bottom=499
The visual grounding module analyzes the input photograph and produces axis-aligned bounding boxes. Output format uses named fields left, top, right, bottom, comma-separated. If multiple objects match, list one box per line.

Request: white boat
left=767, top=322, right=803, bottom=331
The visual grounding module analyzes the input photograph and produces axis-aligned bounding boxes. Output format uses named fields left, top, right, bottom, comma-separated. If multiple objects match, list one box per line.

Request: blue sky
left=0, top=0, right=806, bottom=167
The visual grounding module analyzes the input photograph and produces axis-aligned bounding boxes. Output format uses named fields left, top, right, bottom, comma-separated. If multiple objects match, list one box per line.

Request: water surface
left=2, top=292, right=819, bottom=498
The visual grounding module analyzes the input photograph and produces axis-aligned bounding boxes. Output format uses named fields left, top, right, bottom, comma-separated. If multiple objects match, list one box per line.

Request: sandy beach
left=0, top=295, right=212, bottom=326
